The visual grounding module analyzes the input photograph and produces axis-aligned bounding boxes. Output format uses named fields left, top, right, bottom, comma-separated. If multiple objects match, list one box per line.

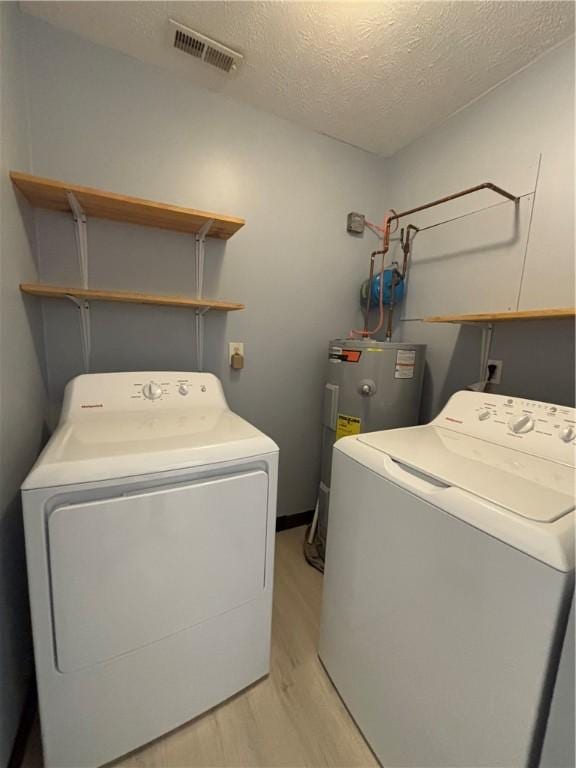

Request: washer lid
left=358, top=426, right=575, bottom=523
left=22, top=407, right=278, bottom=489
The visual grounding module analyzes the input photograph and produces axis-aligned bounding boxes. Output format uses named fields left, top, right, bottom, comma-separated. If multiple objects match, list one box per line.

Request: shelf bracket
left=195, top=307, right=210, bottom=372
left=66, top=192, right=89, bottom=287
left=194, top=219, right=214, bottom=371
left=66, top=191, right=91, bottom=372
left=479, top=322, right=494, bottom=382
left=465, top=321, right=494, bottom=392
left=65, top=295, right=91, bottom=373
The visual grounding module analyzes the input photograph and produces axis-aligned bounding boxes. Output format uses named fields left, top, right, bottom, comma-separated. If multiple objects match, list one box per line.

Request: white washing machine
left=22, top=372, right=278, bottom=768
left=319, top=391, right=575, bottom=768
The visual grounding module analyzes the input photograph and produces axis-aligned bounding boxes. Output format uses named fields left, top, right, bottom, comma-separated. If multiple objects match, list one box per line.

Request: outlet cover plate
left=229, top=342, right=244, bottom=365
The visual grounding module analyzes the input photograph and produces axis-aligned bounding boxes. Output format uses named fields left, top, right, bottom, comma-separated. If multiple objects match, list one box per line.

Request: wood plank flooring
left=22, top=527, right=377, bottom=768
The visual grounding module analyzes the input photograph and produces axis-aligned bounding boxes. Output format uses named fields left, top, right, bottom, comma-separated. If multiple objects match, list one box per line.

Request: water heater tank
left=315, top=339, right=426, bottom=564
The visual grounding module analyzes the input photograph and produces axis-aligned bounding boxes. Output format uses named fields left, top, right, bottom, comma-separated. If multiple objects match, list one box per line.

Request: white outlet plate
left=486, top=359, right=503, bottom=385
left=229, top=342, right=244, bottom=365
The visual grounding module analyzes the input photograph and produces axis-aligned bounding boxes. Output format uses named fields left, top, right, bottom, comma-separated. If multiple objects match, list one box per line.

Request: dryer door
left=48, top=470, right=269, bottom=672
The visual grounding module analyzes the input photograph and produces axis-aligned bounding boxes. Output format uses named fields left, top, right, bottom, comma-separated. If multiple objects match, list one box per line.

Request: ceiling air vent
left=169, top=19, right=243, bottom=73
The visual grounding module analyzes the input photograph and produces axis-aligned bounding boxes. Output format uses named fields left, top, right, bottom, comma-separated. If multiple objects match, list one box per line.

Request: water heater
left=315, top=339, right=426, bottom=563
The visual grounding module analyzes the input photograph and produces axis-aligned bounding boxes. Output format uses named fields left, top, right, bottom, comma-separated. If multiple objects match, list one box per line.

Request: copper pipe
left=351, top=182, right=517, bottom=340
left=400, top=227, right=411, bottom=279
left=358, top=213, right=395, bottom=337
left=363, top=250, right=384, bottom=334
left=384, top=226, right=417, bottom=341
left=388, top=226, right=417, bottom=340
left=354, top=209, right=397, bottom=338
left=385, top=228, right=406, bottom=340
left=389, top=182, right=518, bottom=225
left=386, top=269, right=399, bottom=341
left=380, top=183, right=517, bottom=339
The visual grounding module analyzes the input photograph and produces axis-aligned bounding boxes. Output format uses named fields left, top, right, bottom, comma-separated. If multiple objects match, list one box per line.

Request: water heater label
left=329, top=346, right=342, bottom=362
left=336, top=414, right=362, bottom=441
left=395, top=349, right=416, bottom=379
left=329, top=348, right=362, bottom=363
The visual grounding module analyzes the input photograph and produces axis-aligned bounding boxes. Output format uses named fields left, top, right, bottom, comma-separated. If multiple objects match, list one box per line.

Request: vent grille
left=204, top=46, right=235, bottom=72
left=174, top=29, right=205, bottom=59
left=169, top=20, right=242, bottom=74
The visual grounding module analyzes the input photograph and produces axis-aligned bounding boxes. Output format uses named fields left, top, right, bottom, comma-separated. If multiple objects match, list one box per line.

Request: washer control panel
left=434, top=391, right=576, bottom=466
left=63, top=372, right=227, bottom=417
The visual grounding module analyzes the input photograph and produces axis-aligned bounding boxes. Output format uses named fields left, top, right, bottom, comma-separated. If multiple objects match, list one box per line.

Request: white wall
left=0, top=5, right=46, bottom=766
left=386, top=40, right=575, bottom=419
left=22, top=13, right=387, bottom=516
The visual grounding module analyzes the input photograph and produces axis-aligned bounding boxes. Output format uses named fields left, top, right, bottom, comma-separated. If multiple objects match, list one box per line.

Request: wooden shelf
left=20, top=284, right=245, bottom=312
left=10, top=172, right=245, bottom=240
left=424, top=308, right=576, bottom=324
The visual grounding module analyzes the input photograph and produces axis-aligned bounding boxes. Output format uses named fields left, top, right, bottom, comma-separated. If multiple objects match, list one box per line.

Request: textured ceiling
left=21, top=1, right=575, bottom=155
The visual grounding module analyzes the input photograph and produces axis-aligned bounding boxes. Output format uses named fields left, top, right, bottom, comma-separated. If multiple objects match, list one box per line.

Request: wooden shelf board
left=20, top=284, right=245, bottom=312
left=424, top=308, right=576, bottom=324
left=10, top=172, right=245, bottom=240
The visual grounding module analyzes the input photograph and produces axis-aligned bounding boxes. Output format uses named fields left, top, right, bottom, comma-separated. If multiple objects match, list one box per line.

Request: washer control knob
left=508, top=414, right=535, bottom=434
left=178, top=383, right=189, bottom=396
left=478, top=410, right=491, bottom=421
left=549, top=406, right=557, bottom=414
left=506, top=398, right=513, bottom=405
left=559, top=426, right=576, bottom=443
left=142, top=381, right=162, bottom=400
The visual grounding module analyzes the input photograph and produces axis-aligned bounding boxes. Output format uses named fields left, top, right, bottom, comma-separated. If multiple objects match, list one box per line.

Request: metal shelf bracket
left=464, top=321, right=494, bottom=392
left=478, top=322, right=494, bottom=382
left=66, top=191, right=88, bottom=287
left=65, top=294, right=91, bottom=373
left=194, top=219, right=214, bottom=371
left=66, top=191, right=91, bottom=372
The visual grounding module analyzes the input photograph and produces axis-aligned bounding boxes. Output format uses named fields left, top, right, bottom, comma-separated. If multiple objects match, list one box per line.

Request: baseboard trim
left=276, top=509, right=314, bottom=532
left=8, top=679, right=36, bottom=768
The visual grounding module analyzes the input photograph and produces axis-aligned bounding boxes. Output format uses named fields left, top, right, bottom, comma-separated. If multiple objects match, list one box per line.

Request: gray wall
left=387, top=40, right=575, bottom=419
left=1, top=9, right=573, bottom=763
left=11, top=13, right=576, bottom=527
left=22, top=13, right=387, bottom=517
left=0, top=5, right=46, bottom=766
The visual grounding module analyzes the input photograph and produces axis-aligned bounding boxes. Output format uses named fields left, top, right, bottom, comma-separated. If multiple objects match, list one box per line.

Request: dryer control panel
left=434, top=391, right=576, bottom=467
left=61, top=372, right=228, bottom=418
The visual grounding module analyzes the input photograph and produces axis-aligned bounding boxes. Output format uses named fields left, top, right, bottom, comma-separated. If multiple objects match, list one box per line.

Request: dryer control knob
left=508, top=414, right=534, bottom=434
left=559, top=426, right=575, bottom=443
left=142, top=381, right=162, bottom=400
left=478, top=411, right=491, bottom=421
left=178, top=384, right=189, bottom=396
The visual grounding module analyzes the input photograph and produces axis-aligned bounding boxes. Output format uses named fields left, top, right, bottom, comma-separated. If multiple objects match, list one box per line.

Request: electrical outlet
left=229, top=342, right=244, bottom=366
left=486, top=359, right=503, bottom=385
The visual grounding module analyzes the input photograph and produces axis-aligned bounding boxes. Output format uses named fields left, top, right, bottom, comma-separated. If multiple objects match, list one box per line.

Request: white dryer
left=319, top=390, right=575, bottom=768
left=22, top=372, right=278, bottom=768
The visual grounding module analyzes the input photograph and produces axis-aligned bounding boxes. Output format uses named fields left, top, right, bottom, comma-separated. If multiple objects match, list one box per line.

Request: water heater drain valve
left=359, top=379, right=376, bottom=396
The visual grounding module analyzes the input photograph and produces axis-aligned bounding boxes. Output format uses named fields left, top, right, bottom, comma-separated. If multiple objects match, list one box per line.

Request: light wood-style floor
left=23, top=527, right=377, bottom=768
